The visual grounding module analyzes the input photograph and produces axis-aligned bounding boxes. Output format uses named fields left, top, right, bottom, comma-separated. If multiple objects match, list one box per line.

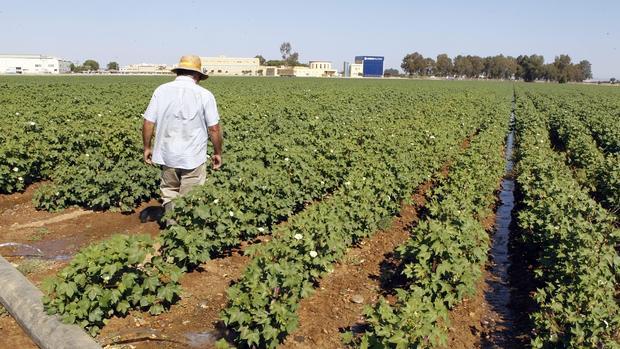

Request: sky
left=0, top=0, right=618, bottom=79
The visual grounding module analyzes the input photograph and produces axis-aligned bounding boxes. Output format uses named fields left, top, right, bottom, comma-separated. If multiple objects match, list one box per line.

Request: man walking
left=142, top=55, right=223, bottom=218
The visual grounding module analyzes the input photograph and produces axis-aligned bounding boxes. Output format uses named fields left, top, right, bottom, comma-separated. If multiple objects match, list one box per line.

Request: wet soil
left=0, top=185, right=162, bottom=349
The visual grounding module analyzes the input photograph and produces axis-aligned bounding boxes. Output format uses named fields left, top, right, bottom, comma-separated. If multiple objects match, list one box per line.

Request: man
left=142, top=55, right=223, bottom=219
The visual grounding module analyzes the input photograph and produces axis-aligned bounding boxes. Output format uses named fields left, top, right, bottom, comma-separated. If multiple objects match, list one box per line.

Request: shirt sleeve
left=143, top=91, right=158, bottom=123
left=204, top=94, right=220, bottom=127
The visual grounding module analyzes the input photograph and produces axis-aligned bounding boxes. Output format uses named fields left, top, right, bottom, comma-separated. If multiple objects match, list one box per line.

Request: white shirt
left=143, top=76, right=220, bottom=169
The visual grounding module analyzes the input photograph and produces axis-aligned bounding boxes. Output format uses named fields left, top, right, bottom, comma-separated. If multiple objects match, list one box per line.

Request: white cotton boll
left=229, top=211, right=234, bottom=217
left=15, top=112, right=20, bottom=116
left=213, top=199, right=219, bottom=204
left=309, top=251, right=318, bottom=258
left=29, top=121, right=36, bottom=126
left=285, top=157, right=290, bottom=162
left=294, top=233, right=303, bottom=240
left=258, top=227, right=265, bottom=233
left=12, top=167, right=19, bottom=172
left=18, top=177, right=23, bottom=181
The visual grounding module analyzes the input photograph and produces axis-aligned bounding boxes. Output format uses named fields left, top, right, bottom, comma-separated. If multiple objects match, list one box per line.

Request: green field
left=0, top=76, right=618, bottom=348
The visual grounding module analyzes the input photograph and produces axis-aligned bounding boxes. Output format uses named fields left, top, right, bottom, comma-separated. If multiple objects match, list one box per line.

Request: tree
left=541, top=63, right=558, bottom=81
left=468, top=55, right=484, bottom=78
left=401, top=52, right=427, bottom=76
left=578, top=60, right=592, bottom=80
left=82, top=59, right=100, bottom=72
left=280, top=42, right=292, bottom=60
left=69, top=63, right=76, bottom=72
left=384, top=68, right=400, bottom=77
left=279, top=42, right=299, bottom=66
left=255, top=55, right=266, bottom=66
left=453, top=55, right=473, bottom=77
left=435, top=54, right=453, bottom=77
left=286, top=52, right=300, bottom=66
left=553, top=54, right=572, bottom=83
left=611, top=77, right=617, bottom=84
left=516, top=55, right=544, bottom=82
left=265, top=60, right=285, bottom=66
left=107, top=62, right=119, bottom=71
left=483, top=55, right=514, bottom=79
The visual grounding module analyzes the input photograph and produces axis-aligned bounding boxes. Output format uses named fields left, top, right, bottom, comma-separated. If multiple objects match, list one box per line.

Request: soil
left=98, top=236, right=271, bottom=349
left=0, top=185, right=162, bottom=349
left=280, top=181, right=432, bottom=349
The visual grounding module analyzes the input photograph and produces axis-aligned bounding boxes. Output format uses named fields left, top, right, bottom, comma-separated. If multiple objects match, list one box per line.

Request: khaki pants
left=160, top=163, right=206, bottom=207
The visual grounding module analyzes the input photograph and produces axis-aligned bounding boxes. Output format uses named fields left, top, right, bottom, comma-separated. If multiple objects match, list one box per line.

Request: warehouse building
left=200, top=56, right=261, bottom=76
left=119, top=63, right=173, bottom=75
left=345, top=56, right=384, bottom=78
left=0, top=54, right=72, bottom=74
left=278, top=61, right=337, bottom=77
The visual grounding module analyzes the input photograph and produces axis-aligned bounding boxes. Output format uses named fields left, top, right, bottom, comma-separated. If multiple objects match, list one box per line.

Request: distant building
left=200, top=56, right=261, bottom=76
left=0, top=54, right=71, bottom=74
left=119, top=63, right=173, bottom=75
left=276, top=61, right=337, bottom=78
left=347, top=56, right=384, bottom=77
left=343, top=62, right=351, bottom=77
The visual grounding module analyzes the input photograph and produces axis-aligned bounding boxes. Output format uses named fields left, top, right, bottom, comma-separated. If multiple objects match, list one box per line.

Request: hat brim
left=171, top=67, right=209, bottom=80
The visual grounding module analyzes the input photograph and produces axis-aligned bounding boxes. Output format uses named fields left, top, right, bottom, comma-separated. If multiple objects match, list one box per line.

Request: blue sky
left=0, top=0, right=618, bottom=79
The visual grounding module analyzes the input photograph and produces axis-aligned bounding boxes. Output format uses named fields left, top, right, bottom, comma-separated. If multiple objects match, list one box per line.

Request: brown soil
left=444, top=278, right=488, bottom=349
left=0, top=185, right=162, bottom=349
left=97, top=236, right=272, bottom=349
left=280, top=181, right=433, bottom=349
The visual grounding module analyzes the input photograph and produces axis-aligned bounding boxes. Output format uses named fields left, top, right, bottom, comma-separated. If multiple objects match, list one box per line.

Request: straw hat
left=171, top=55, right=208, bottom=79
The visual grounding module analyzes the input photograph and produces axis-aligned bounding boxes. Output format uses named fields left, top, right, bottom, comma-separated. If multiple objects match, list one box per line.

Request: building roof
left=0, top=54, right=58, bottom=59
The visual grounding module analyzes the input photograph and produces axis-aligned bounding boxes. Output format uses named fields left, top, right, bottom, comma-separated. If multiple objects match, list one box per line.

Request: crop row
left=351, top=104, right=508, bottom=348
left=513, top=94, right=619, bottom=348
left=525, top=92, right=619, bottom=214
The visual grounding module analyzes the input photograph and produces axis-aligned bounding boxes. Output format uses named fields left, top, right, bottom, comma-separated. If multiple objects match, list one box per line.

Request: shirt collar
left=175, top=76, right=196, bottom=83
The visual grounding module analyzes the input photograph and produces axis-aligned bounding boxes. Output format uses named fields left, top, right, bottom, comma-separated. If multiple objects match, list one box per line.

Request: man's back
left=144, top=76, right=219, bottom=169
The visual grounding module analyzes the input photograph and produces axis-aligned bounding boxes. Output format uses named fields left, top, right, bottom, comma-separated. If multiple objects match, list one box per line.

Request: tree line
left=400, top=52, right=593, bottom=83
left=69, top=60, right=119, bottom=72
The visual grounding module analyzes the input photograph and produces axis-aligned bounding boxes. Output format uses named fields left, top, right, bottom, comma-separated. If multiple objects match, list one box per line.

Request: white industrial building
left=119, top=63, right=173, bottom=75
left=0, top=54, right=72, bottom=74
left=199, top=56, right=336, bottom=77
left=200, top=56, right=261, bottom=76
left=276, top=61, right=337, bottom=78
left=350, top=63, right=363, bottom=77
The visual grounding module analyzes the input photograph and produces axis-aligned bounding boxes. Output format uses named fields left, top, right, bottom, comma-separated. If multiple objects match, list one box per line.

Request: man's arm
left=208, top=124, right=223, bottom=170
left=142, top=119, right=155, bottom=165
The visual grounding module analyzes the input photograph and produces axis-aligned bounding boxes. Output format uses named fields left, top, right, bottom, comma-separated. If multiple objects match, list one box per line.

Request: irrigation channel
left=481, top=102, right=519, bottom=348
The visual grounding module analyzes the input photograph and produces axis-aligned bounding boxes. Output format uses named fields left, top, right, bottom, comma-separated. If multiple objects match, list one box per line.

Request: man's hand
left=211, top=154, right=222, bottom=170
left=144, top=148, right=153, bottom=165
left=142, top=119, right=156, bottom=165
left=208, top=123, right=223, bottom=170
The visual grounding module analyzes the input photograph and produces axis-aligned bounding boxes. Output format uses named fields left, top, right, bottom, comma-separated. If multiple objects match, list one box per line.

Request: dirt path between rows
left=280, top=181, right=433, bottom=349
